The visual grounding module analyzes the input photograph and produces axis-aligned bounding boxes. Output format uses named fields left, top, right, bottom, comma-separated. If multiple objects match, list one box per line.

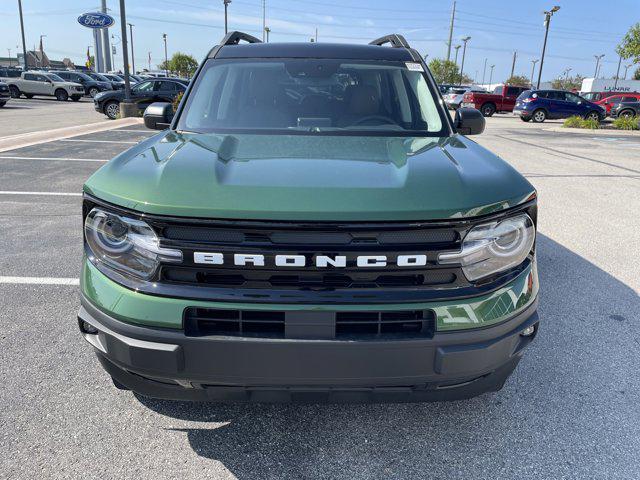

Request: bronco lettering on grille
left=193, top=252, right=428, bottom=268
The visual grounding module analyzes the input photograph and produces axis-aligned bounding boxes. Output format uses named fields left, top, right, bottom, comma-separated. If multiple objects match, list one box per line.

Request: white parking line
left=0, top=156, right=107, bottom=162
left=0, top=191, right=82, bottom=196
left=0, top=276, right=79, bottom=286
left=60, top=139, right=138, bottom=144
left=114, top=129, right=152, bottom=133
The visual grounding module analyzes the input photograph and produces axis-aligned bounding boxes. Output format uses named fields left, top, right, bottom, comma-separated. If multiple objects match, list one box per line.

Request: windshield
left=179, top=58, right=446, bottom=136
left=89, top=73, right=109, bottom=82
left=46, top=74, right=64, bottom=82
left=581, top=92, right=599, bottom=101
left=105, top=74, right=123, bottom=82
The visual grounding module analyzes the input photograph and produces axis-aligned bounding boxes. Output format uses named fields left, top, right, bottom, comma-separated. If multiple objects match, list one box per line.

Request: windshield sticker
left=405, top=62, right=424, bottom=72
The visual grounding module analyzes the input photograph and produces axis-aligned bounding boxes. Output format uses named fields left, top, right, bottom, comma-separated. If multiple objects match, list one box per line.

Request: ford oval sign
left=77, top=12, right=115, bottom=29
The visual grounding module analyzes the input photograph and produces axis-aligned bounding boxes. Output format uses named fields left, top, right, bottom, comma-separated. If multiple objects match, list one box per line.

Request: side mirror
left=144, top=102, right=173, bottom=130
left=454, top=107, right=485, bottom=135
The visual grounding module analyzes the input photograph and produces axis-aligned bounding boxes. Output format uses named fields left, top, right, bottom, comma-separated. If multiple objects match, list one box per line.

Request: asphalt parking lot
left=0, top=111, right=639, bottom=479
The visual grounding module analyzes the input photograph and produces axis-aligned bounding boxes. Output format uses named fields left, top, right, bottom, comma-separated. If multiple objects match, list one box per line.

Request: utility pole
left=7, top=48, right=12, bottom=67
left=446, top=1, right=456, bottom=61
left=262, top=0, right=266, bottom=42
left=101, top=0, right=112, bottom=72
left=530, top=59, right=539, bottom=86
left=453, top=45, right=461, bottom=67
left=315, top=27, right=318, bottom=42
left=128, top=23, right=135, bottom=74
left=509, top=50, right=517, bottom=79
left=537, top=6, right=560, bottom=89
left=264, top=26, right=271, bottom=42
left=481, top=57, right=487, bottom=85
left=459, top=36, right=470, bottom=86
left=488, top=64, right=495, bottom=90
left=593, top=54, right=604, bottom=78
left=563, top=68, right=572, bottom=89
left=223, top=0, right=231, bottom=34
left=17, top=0, right=28, bottom=69
left=162, top=33, right=168, bottom=76
left=148, top=51, right=151, bottom=71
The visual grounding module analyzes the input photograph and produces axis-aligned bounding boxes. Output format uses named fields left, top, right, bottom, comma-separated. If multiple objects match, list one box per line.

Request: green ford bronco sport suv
left=78, top=32, right=539, bottom=403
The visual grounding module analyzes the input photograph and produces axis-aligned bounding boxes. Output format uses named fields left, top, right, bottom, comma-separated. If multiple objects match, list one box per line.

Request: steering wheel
left=350, top=115, right=397, bottom=126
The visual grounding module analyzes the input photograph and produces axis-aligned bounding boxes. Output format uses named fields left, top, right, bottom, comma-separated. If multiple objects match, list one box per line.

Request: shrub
left=172, top=91, right=184, bottom=112
left=582, top=118, right=600, bottom=130
left=562, top=115, right=584, bottom=128
left=612, top=115, right=639, bottom=130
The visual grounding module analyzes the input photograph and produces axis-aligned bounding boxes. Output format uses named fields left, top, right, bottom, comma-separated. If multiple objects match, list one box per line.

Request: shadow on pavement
left=135, top=234, right=640, bottom=479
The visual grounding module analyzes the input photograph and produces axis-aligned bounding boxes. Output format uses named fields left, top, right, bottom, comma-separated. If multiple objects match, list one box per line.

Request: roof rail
left=221, top=31, right=262, bottom=46
left=369, top=34, right=410, bottom=49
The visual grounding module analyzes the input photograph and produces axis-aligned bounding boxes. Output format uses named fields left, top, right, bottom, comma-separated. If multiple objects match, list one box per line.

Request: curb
left=0, top=118, right=145, bottom=153
left=544, top=126, right=640, bottom=136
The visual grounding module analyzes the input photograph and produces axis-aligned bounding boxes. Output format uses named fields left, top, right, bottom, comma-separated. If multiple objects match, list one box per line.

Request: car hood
left=84, top=132, right=535, bottom=221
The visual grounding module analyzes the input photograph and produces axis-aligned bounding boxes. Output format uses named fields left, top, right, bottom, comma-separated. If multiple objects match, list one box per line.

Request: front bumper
left=79, top=292, right=539, bottom=403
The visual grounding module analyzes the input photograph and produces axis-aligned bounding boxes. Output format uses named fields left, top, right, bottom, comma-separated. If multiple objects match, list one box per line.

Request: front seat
left=337, top=85, right=381, bottom=127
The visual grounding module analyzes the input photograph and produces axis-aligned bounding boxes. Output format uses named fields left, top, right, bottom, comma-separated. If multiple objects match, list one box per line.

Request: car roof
left=214, top=42, right=415, bottom=61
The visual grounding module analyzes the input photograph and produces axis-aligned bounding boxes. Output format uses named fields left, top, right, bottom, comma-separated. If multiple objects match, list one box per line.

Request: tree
left=168, top=52, right=198, bottom=77
left=427, top=58, right=471, bottom=85
left=617, top=23, right=640, bottom=63
left=634, top=67, right=640, bottom=80
left=504, top=75, right=530, bottom=86
left=551, top=74, right=585, bottom=91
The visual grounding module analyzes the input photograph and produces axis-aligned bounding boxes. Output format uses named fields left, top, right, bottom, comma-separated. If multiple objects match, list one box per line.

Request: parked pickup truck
left=6, top=71, right=85, bottom=101
left=461, top=85, right=530, bottom=117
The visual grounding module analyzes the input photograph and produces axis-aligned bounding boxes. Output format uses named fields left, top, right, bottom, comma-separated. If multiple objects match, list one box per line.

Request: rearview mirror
left=454, top=107, right=485, bottom=135
left=144, top=102, right=173, bottom=130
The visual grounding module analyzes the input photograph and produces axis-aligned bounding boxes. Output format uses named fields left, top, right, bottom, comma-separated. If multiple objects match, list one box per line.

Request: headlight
left=84, top=207, right=181, bottom=280
left=438, top=214, right=535, bottom=281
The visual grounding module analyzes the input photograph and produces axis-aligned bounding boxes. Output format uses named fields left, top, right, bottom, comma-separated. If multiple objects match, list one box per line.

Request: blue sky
left=1, top=0, right=638, bottom=82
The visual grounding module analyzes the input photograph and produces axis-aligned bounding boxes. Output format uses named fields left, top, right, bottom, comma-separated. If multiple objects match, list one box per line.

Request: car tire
left=55, top=89, right=69, bottom=101
left=104, top=100, right=120, bottom=120
left=520, top=116, right=531, bottom=122
left=584, top=111, right=600, bottom=121
left=9, top=85, right=20, bottom=98
left=0, top=101, right=5, bottom=108
left=532, top=109, right=546, bottom=123
left=24, top=93, right=34, bottom=99
left=480, top=103, right=496, bottom=117
left=71, top=96, right=81, bottom=102
left=619, top=109, right=635, bottom=119
left=89, top=87, right=99, bottom=98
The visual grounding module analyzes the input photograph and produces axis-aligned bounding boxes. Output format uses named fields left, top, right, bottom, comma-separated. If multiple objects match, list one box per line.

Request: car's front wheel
left=104, top=100, right=120, bottom=119
left=532, top=109, right=546, bottom=123
left=520, top=116, right=531, bottom=122
left=89, top=87, right=99, bottom=98
left=55, top=89, right=69, bottom=101
left=9, top=85, right=20, bottom=98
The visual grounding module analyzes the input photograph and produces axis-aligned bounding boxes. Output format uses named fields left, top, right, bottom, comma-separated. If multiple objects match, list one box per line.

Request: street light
left=162, top=33, right=168, bottom=76
left=488, top=64, right=495, bottom=90
left=593, top=54, right=605, bottom=78
left=624, top=64, right=633, bottom=80
left=453, top=45, right=461, bottom=78
left=537, top=6, right=560, bottom=89
left=127, top=23, right=135, bottom=74
left=530, top=59, right=539, bottom=86
left=459, top=36, right=470, bottom=86
left=17, top=0, right=28, bottom=69
left=264, top=26, right=271, bottom=42
left=223, top=0, right=231, bottom=34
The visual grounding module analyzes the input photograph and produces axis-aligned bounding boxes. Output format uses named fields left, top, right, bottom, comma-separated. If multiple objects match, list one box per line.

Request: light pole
left=262, top=0, right=266, bottom=42
left=7, top=48, right=12, bottom=67
left=481, top=57, right=487, bottom=85
left=488, top=64, right=495, bottom=90
left=162, top=33, right=168, bottom=76
left=459, top=36, right=470, bottom=86
left=593, top=54, right=605, bottom=78
left=424, top=53, right=429, bottom=61
left=563, top=68, right=572, bottom=89
left=111, top=33, right=120, bottom=71
left=223, top=0, right=231, bottom=34
left=453, top=45, right=461, bottom=68
left=530, top=59, right=539, bottom=86
left=118, top=0, right=135, bottom=117
left=128, top=23, right=135, bottom=74
left=624, top=64, right=633, bottom=80
left=537, top=6, right=560, bottom=89
left=17, top=0, right=28, bottom=69
left=509, top=50, right=517, bottom=79
left=264, top=26, right=271, bottom=42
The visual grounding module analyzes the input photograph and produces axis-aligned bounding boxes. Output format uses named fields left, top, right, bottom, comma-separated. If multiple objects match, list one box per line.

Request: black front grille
left=184, top=307, right=435, bottom=340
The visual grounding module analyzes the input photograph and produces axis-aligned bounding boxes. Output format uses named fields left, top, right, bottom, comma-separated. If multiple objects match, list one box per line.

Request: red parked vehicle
left=461, top=85, right=530, bottom=117
left=595, top=93, right=640, bottom=115
left=581, top=91, right=631, bottom=102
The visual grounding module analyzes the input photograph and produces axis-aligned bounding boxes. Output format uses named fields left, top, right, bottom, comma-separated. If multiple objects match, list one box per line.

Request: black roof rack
left=221, top=31, right=262, bottom=46
left=369, top=34, right=410, bottom=49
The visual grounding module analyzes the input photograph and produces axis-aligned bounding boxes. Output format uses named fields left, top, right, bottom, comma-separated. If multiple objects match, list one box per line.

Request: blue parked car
left=513, top=89, right=605, bottom=123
